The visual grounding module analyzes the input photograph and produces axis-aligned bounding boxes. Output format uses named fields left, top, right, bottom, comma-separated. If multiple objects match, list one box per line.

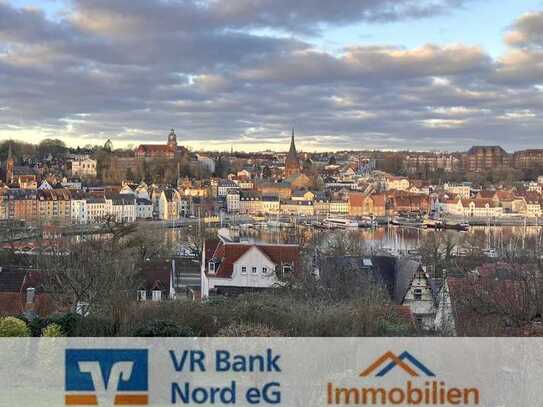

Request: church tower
left=167, top=128, right=178, bottom=152
left=284, top=128, right=301, bottom=178
left=5, top=143, right=14, bottom=184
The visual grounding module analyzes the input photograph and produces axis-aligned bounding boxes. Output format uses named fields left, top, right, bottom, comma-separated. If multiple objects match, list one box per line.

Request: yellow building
left=280, top=200, right=314, bottom=216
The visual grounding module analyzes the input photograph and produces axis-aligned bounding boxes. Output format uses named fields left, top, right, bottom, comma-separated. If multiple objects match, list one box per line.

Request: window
left=137, top=290, right=147, bottom=301
left=152, top=290, right=162, bottom=302
left=241, top=266, right=247, bottom=274
left=26, top=287, right=35, bottom=304
left=414, top=288, right=423, bottom=300
left=282, top=264, right=292, bottom=274
left=252, top=267, right=257, bottom=273
left=209, top=262, right=215, bottom=273
left=262, top=267, right=268, bottom=274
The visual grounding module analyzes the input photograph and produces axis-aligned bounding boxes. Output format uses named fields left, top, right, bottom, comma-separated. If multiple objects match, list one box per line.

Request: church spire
left=289, top=128, right=296, bottom=154
left=284, top=128, right=301, bottom=178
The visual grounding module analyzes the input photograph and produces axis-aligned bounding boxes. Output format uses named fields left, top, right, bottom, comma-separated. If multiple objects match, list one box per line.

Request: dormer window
left=282, top=264, right=293, bottom=274
left=209, top=261, right=215, bottom=273
left=137, top=290, right=147, bottom=301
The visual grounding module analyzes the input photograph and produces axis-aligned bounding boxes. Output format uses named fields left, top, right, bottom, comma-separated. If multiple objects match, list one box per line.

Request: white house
left=86, top=196, right=108, bottom=223
left=136, top=198, right=154, bottom=219
left=439, top=198, right=504, bottom=217
left=201, top=238, right=300, bottom=298
left=110, top=194, right=136, bottom=223
left=70, top=192, right=88, bottom=224
left=444, top=183, right=471, bottom=199
left=217, top=180, right=239, bottom=197
left=135, top=182, right=151, bottom=200
left=226, top=192, right=240, bottom=213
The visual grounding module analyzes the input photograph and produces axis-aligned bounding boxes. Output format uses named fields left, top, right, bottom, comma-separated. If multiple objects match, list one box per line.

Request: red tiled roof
left=0, top=268, right=54, bottom=317
left=206, top=241, right=300, bottom=279
left=447, top=272, right=531, bottom=336
left=371, top=194, right=386, bottom=207
left=348, top=192, right=366, bottom=207
left=477, top=191, right=497, bottom=199
left=495, top=190, right=514, bottom=202
left=136, top=145, right=175, bottom=153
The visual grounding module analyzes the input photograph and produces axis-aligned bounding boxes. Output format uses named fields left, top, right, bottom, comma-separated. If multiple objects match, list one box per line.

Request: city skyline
left=1, top=0, right=543, bottom=152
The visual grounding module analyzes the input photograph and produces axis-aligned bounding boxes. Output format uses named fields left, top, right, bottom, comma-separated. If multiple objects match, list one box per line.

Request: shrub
left=216, top=322, right=284, bottom=337
left=0, top=317, right=31, bottom=337
left=42, top=323, right=64, bottom=337
left=131, top=320, right=194, bottom=337
left=47, top=313, right=83, bottom=336
left=27, top=317, right=50, bottom=337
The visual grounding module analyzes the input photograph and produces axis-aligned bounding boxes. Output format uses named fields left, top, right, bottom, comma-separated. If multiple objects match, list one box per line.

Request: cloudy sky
left=1, top=0, right=543, bottom=152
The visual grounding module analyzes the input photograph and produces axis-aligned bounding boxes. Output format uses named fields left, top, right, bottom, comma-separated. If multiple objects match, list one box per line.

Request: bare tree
left=37, top=235, right=140, bottom=316
left=418, top=231, right=458, bottom=278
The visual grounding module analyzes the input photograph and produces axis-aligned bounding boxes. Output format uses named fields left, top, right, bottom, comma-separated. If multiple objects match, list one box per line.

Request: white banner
left=0, top=338, right=541, bottom=406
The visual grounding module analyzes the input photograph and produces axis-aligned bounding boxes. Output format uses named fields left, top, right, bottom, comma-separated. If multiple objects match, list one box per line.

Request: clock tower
left=167, top=128, right=178, bottom=152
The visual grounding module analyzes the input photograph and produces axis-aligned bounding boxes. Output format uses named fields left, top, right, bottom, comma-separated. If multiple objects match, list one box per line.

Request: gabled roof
left=318, top=256, right=430, bottom=305
left=163, top=189, right=179, bottom=201
left=141, top=261, right=171, bottom=291
left=205, top=240, right=300, bottom=279
left=348, top=192, right=366, bottom=207
left=393, top=258, right=423, bottom=304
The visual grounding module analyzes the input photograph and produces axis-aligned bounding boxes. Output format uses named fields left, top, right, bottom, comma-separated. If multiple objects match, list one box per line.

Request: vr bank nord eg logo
left=327, top=351, right=480, bottom=406
left=65, top=349, right=148, bottom=406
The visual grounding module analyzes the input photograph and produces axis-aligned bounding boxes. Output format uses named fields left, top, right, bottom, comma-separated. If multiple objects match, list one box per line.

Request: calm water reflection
left=167, top=224, right=543, bottom=253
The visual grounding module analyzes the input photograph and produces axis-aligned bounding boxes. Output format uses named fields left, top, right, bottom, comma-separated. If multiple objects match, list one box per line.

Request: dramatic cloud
left=505, top=11, right=543, bottom=48
left=69, top=0, right=474, bottom=35
left=1, top=0, right=543, bottom=151
left=238, top=44, right=491, bottom=84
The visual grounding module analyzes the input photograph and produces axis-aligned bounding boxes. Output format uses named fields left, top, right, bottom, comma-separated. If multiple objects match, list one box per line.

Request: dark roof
left=86, top=196, right=106, bottom=204
left=111, top=194, right=136, bottom=205
left=0, top=267, right=27, bottom=292
left=0, top=267, right=42, bottom=293
left=173, top=257, right=201, bottom=288
left=393, top=258, right=423, bottom=304
left=13, top=166, right=37, bottom=176
left=141, top=261, right=171, bottom=291
left=318, top=255, right=427, bottom=305
left=261, top=195, right=279, bottom=202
